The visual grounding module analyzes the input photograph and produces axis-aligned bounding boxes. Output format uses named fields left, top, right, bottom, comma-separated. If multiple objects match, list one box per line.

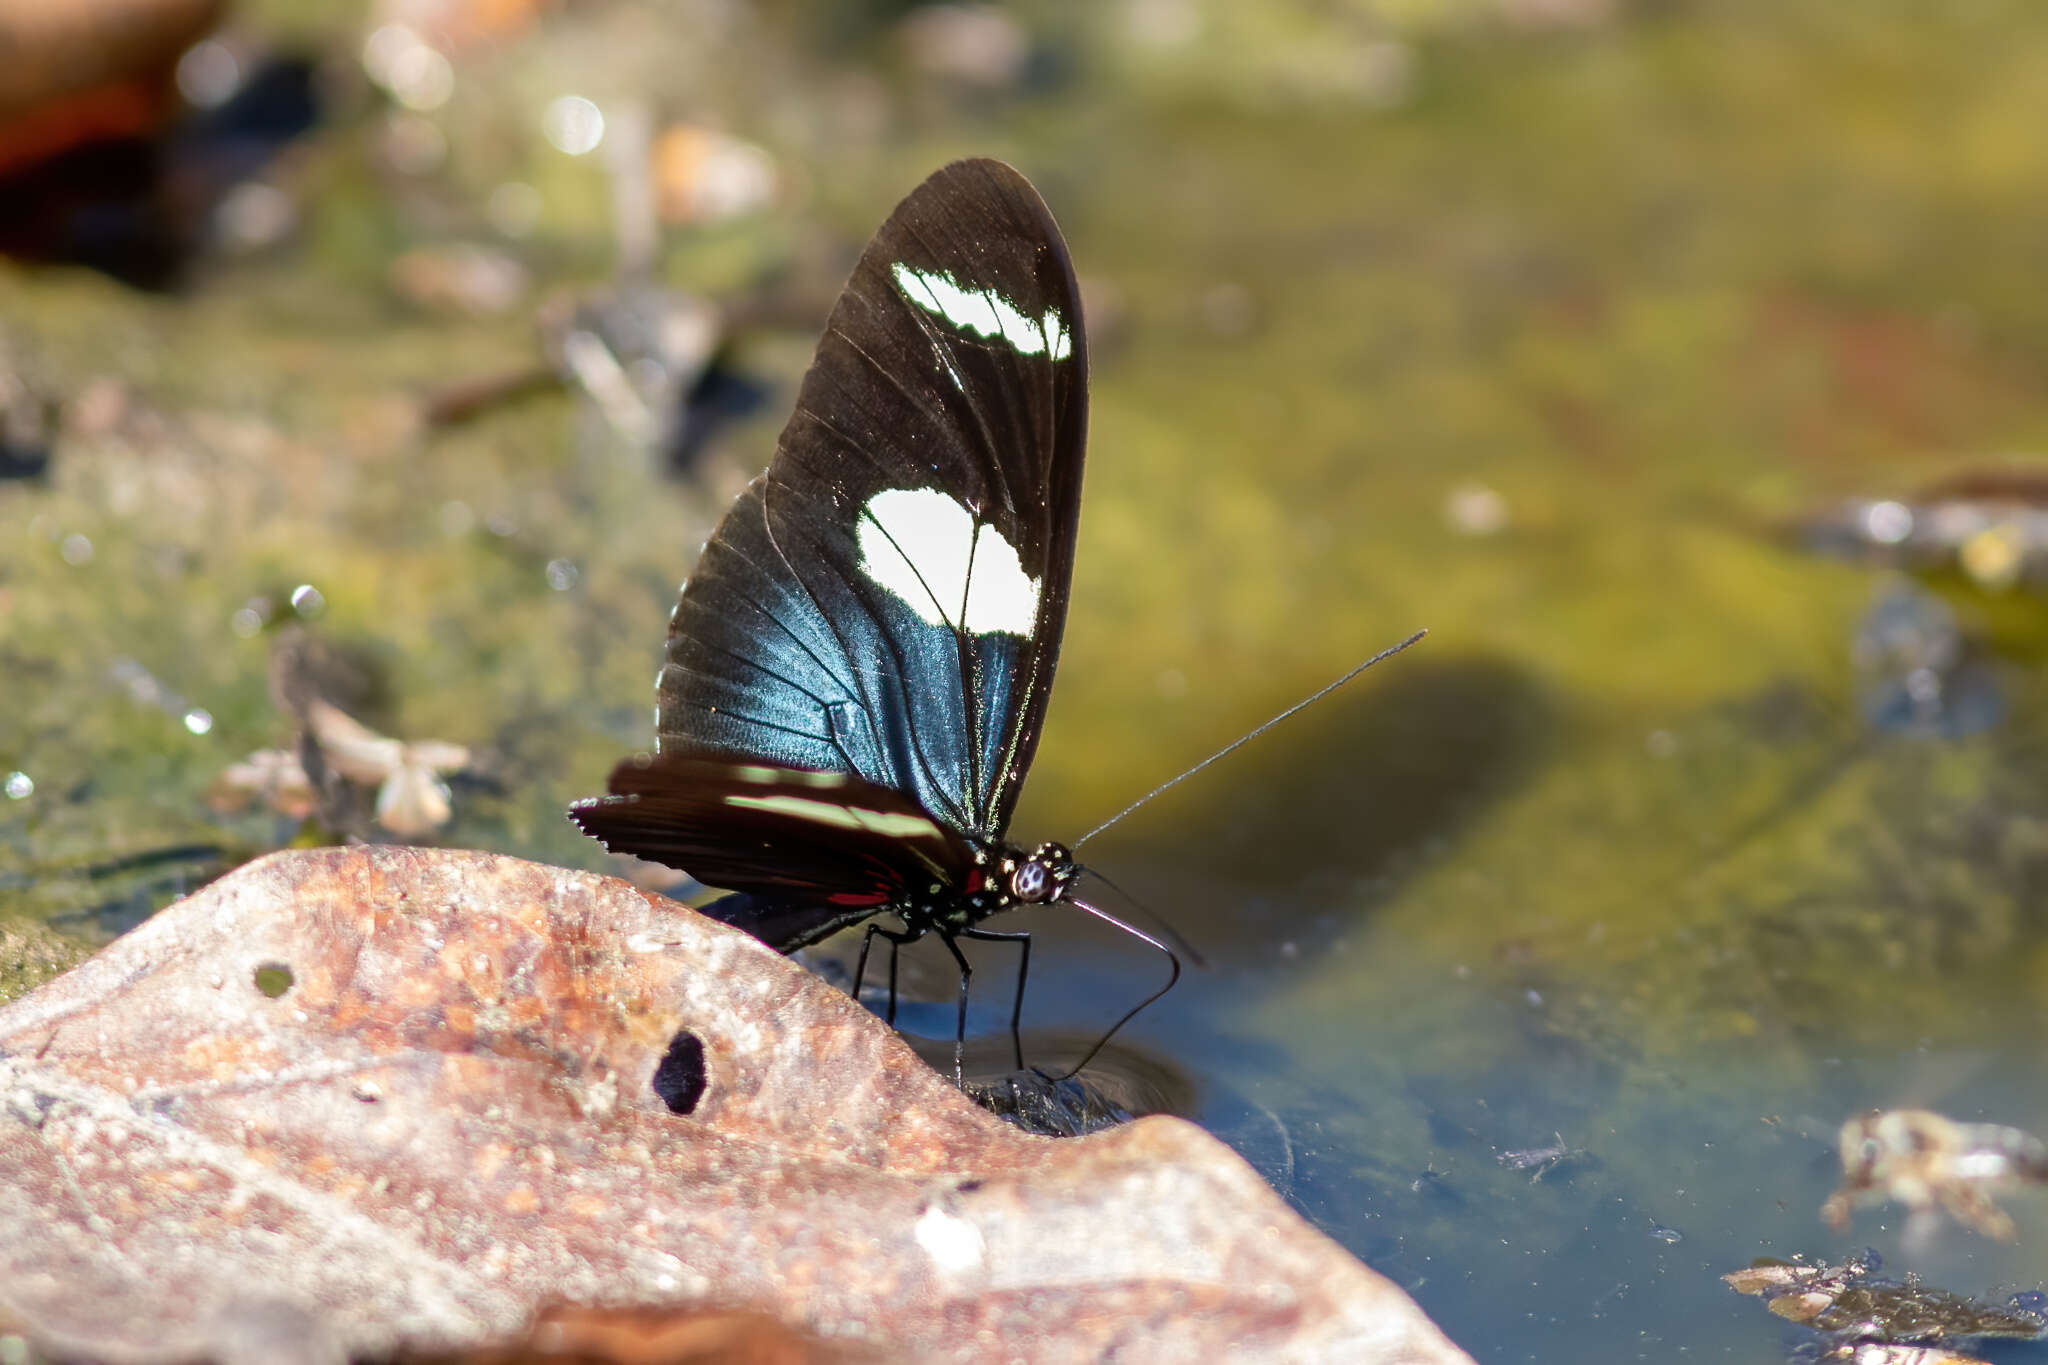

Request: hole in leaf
left=652, top=1029, right=707, bottom=1115
left=252, top=961, right=295, bottom=998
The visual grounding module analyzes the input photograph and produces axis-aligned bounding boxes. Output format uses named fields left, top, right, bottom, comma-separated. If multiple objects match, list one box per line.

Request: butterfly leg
left=886, top=935, right=903, bottom=1026
left=937, top=931, right=979, bottom=1085
left=852, top=923, right=882, bottom=1001
left=852, top=922, right=916, bottom=1027
left=960, top=926, right=1031, bottom=1071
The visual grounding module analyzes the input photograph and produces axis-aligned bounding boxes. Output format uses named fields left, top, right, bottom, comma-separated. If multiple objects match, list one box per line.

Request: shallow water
left=8, top=3, right=2048, bottom=1360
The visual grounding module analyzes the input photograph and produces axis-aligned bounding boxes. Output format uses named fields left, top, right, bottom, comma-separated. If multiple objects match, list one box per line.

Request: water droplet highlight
left=176, top=39, right=240, bottom=109
left=543, top=96, right=605, bottom=156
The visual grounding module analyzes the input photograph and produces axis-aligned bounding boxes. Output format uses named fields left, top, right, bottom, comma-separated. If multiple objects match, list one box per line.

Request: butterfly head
left=1010, top=841, right=1076, bottom=905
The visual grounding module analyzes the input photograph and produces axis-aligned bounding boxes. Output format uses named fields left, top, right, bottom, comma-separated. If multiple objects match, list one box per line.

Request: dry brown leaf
left=0, top=0, right=223, bottom=174
left=398, top=1303, right=846, bottom=1364
left=0, top=846, right=1471, bottom=1364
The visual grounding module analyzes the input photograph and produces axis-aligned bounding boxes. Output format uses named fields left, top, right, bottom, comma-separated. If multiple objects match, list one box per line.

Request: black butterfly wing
left=655, top=158, right=1088, bottom=840
left=572, top=753, right=977, bottom=949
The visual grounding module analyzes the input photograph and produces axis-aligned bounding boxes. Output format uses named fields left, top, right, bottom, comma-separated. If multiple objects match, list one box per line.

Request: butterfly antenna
left=1047, top=895, right=1182, bottom=1082
left=1082, top=866, right=1206, bottom=969
left=1073, top=629, right=1427, bottom=850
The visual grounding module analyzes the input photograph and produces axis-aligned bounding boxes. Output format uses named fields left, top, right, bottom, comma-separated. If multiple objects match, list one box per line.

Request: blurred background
left=7, top=1, right=2048, bottom=1359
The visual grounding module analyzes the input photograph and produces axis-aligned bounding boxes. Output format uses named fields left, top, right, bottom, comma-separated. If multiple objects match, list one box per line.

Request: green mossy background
left=6, top=2, right=2048, bottom=1357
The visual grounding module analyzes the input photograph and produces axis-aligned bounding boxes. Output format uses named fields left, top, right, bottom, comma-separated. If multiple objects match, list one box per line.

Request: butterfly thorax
left=901, top=839, right=1076, bottom=938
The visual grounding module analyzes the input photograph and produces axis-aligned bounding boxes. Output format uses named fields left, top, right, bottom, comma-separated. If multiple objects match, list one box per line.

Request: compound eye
left=1010, top=859, right=1052, bottom=903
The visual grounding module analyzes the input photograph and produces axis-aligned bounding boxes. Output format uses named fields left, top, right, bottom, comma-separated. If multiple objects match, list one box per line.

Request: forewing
left=658, top=158, right=1088, bottom=838
left=569, top=754, right=976, bottom=939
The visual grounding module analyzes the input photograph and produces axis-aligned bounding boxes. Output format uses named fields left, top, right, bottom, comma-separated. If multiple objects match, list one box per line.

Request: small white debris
left=543, top=96, right=605, bottom=156
left=1861, top=499, right=1914, bottom=546
left=914, top=1204, right=986, bottom=1275
left=1445, top=482, right=1509, bottom=536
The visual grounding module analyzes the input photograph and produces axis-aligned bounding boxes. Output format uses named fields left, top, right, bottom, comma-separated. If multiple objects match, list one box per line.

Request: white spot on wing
left=892, top=263, right=1071, bottom=360
left=857, top=488, right=1040, bottom=637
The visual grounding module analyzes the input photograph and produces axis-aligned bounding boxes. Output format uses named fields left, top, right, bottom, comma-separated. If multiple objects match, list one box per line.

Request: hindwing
left=571, top=753, right=978, bottom=949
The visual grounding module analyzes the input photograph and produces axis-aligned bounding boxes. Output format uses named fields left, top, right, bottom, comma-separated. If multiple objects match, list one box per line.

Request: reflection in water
left=905, top=1032, right=1197, bottom=1138
left=969, top=1069, right=1138, bottom=1137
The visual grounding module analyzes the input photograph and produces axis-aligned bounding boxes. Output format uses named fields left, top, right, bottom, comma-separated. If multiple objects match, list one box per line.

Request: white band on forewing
left=893, top=263, right=1072, bottom=361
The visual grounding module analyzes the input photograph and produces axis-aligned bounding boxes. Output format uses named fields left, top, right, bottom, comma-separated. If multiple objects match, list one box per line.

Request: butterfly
left=570, top=158, right=1155, bottom=1073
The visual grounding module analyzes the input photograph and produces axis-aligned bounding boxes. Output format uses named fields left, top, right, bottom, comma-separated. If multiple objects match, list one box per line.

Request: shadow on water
left=1081, top=653, right=1557, bottom=956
